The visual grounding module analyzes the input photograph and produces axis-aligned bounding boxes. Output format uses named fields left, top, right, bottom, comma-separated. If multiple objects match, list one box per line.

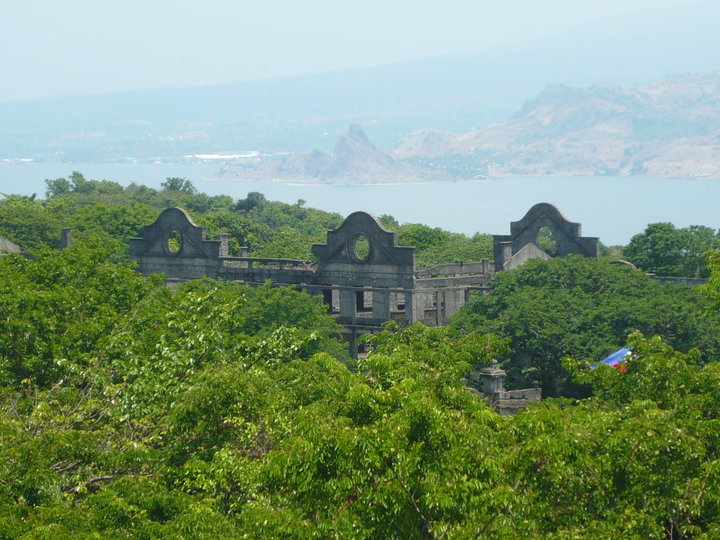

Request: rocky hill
left=5, top=2, right=720, bottom=163
left=219, top=125, right=451, bottom=184
left=394, top=72, right=720, bottom=179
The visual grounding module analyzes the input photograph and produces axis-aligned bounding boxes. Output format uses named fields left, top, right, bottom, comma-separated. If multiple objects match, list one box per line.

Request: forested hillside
left=3, top=173, right=720, bottom=537
left=0, top=171, right=493, bottom=267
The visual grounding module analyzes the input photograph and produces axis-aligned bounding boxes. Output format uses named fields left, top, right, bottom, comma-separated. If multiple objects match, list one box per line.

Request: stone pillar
left=502, top=243, right=513, bottom=267
left=349, top=327, right=359, bottom=359
left=404, top=291, right=415, bottom=323
left=239, top=246, right=250, bottom=268
left=481, top=360, right=506, bottom=401
left=61, top=228, right=72, bottom=248
left=219, top=234, right=229, bottom=257
left=372, top=289, right=391, bottom=320
left=339, top=288, right=357, bottom=319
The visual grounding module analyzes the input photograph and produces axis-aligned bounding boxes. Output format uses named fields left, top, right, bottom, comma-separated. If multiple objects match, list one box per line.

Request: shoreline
left=3, top=160, right=719, bottom=184
left=209, top=172, right=720, bottom=185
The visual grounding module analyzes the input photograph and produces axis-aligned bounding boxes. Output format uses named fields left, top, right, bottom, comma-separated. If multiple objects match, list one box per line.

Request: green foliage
left=566, top=332, right=701, bottom=407
left=536, top=226, right=559, bottom=256
left=3, top=242, right=720, bottom=536
left=0, top=240, right=517, bottom=537
left=44, top=177, right=71, bottom=198
left=251, top=226, right=314, bottom=259
left=7, top=175, right=720, bottom=537
left=160, top=176, right=197, bottom=193
left=452, top=256, right=720, bottom=396
left=550, top=333, right=720, bottom=537
left=234, top=324, right=509, bottom=539
left=6, top=171, right=493, bottom=267
left=235, top=191, right=267, bottom=212
left=3, top=172, right=345, bottom=261
left=396, top=222, right=493, bottom=267
left=0, top=194, right=64, bottom=250
left=178, top=279, right=347, bottom=360
left=0, top=238, right=161, bottom=388
left=623, top=222, right=719, bottom=277
left=702, top=250, right=720, bottom=312
left=363, top=322, right=507, bottom=387
left=0, top=240, right=354, bottom=537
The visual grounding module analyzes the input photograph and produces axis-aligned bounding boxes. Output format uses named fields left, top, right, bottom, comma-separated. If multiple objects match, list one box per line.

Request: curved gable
left=493, top=203, right=599, bottom=270
left=312, top=211, right=414, bottom=267
left=129, top=207, right=222, bottom=259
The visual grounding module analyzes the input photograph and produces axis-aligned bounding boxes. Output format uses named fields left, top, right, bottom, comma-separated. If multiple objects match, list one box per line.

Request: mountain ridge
left=219, top=125, right=452, bottom=184
left=2, top=1, right=719, bottom=162
left=394, top=72, right=720, bottom=179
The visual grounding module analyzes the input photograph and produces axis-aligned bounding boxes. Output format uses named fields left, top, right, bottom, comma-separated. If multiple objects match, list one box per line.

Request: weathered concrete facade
left=130, top=207, right=495, bottom=355
left=130, top=207, right=227, bottom=280
left=493, top=202, right=600, bottom=271
left=129, top=203, right=600, bottom=356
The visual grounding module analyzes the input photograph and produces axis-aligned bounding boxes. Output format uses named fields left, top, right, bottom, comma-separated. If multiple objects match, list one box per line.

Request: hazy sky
left=1, top=0, right=706, bottom=103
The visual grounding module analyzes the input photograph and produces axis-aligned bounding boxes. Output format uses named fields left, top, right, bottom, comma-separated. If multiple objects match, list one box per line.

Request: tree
left=452, top=256, right=720, bottom=396
left=0, top=194, right=64, bottom=251
left=0, top=237, right=162, bottom=388
left=251, top=226, right=312, bottom=259
left=44, top=177, right=71, bottom=198
left=160, top=177, right=197, bottom=194
left=396, top=223, right=493, bottom=267
left=235, top=191, right=267, bottom=212
left=623, top=222, right=718, bottom=277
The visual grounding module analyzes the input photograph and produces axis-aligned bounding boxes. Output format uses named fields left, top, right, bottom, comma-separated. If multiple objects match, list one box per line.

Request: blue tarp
left=590, top=347, right=631, bottom=370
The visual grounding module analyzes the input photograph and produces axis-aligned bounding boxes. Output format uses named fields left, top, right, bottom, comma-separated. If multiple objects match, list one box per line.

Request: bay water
left=1, top=161, right=719, bottom=246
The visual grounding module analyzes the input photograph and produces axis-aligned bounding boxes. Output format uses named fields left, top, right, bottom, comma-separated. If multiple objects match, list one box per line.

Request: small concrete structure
left=493, top=203, right=599, bottom=271
left=479, top=360, right=541, bottom=415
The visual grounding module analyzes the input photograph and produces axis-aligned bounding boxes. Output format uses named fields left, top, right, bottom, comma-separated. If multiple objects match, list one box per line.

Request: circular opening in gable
left=351, top=233, right=371, bottom=263
left=166, top=228, right=183, bottom=255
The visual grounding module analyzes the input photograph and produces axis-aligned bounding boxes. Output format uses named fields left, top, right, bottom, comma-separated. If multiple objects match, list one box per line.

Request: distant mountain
left=1, top=1, right=719, bottom=162
left=219, top=125, right=450, bottom=184
left=394, top=72, right=720, bottom=179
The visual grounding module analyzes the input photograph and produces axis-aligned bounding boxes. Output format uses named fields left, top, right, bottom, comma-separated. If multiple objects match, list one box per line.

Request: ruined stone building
left=493, top=202, right=599, bottom=270
left=129, top=202, right=599, bottom=357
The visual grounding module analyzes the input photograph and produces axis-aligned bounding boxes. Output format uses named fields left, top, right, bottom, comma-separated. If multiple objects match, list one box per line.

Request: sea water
left=1, top=161, right=719, bottom=246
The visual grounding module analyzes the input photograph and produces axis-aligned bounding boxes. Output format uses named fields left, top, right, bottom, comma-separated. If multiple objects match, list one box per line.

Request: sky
left=1, top=0, right=706, bottom=103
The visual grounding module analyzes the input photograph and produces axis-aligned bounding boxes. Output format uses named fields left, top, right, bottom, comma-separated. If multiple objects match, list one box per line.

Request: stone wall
left=128, top=203, right=601, bottom=357
left=493, top=202, right=599, bottom=271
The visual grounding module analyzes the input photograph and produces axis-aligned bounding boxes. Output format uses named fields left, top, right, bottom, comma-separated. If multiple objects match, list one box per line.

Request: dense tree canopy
left=0, top=171, right=492, bottom=266
left=5, top=174, right=720, bottom=537
left=3, top=241, right=720, bottom=536
left=452, top=255, right=720, bottom=396
left=623, top=222, right=719, bottom=277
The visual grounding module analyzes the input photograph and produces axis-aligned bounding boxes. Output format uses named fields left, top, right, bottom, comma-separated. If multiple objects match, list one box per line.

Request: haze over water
left=2, top=162, right=718, bottom=246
